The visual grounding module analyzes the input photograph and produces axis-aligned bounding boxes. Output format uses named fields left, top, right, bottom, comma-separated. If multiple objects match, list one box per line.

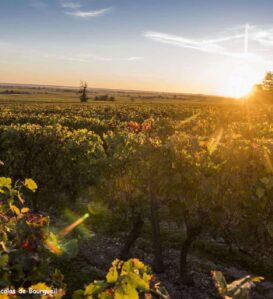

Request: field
left=1, top=87, right=273, bottom=298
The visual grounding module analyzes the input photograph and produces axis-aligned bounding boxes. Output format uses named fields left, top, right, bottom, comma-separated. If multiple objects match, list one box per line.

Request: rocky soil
left=62, top=234, right=273, bottom=299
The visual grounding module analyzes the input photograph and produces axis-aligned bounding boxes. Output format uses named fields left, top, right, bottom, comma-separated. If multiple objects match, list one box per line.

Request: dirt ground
left=62, top=234, right=273, bottom=299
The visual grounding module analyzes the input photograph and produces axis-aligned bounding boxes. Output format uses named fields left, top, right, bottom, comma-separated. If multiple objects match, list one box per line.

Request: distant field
left=0, top=85, right=234, bottom=104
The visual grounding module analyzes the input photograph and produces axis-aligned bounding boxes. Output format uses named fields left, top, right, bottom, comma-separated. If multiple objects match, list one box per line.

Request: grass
left=0, top=85, right=235, bottom=104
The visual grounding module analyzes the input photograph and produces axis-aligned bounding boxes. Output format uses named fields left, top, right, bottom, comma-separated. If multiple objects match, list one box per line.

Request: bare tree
left=79, top=81, right=88, bottom=102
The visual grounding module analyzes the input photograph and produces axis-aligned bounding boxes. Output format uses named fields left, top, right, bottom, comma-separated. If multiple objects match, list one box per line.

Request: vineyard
left=1, top=98, right=273, bottom=298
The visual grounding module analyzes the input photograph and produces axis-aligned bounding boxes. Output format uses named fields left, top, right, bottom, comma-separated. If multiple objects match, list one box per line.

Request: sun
left=224, top=66, right=263, bottom=98
left=229, top=76, right=255, bottom=98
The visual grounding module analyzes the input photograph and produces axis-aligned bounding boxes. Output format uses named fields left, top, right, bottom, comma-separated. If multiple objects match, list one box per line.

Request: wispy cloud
left=121, top=57, right=145, bottom=61
left=44, top=53, right=144, bottom=63
left=252, top=31, right=273, bottom=46
left=78, top=53, right=113, bottom=62
left=144, top=31, right=243, bottom=55
left=144, top=25, right=273, bottom=60
left=46, top=53, right=113, bottom=62
left=60, top=1, right=81, bottom=9
left=64, top=8, right=111, bottom=18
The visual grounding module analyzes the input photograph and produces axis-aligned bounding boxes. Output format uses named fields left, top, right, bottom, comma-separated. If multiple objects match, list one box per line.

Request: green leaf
left=0, top=254, right=9, bottom=267
left=84, top=281, right=108, bottom=296
left=72, top=290, right=85, bottom=299
left=99, top=290, right=114, bottom=299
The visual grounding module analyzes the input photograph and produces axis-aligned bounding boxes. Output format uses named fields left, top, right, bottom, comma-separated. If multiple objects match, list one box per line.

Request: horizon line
left=0, top=81, right=233, bottom=99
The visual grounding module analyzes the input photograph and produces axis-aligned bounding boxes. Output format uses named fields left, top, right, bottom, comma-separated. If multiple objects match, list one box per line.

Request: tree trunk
left=32, top=189, right=39, bottom=213
left=120, top=216, right=144, bottom=260
left=149, top=184, right=164, bottom=273
left=180, top=225, right=201, bottom=279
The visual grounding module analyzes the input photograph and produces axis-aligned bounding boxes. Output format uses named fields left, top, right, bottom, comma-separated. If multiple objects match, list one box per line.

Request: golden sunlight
left=224, top=66, right=263, bottom=98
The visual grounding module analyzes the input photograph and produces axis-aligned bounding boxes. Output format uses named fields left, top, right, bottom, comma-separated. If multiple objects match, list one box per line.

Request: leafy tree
left=262, top=72, right=273, bottom=92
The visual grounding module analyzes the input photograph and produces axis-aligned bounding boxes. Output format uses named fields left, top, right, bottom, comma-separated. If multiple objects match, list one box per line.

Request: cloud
left=144, top=25, right=273, bottom=61
left=144, top=31, right=244, bottom=55
left=251, top=30, right=273, bottom=46
left=47, top=53, right=113, bottom=62
left=79, top=53, right=113, bottom=62
left=121, top=57, right=145, bottom=61
left=64, top=8, right=111, bottom=18
left=44, top=53, right=144, bottom=63
left=60, top=1, right=81, bottom=9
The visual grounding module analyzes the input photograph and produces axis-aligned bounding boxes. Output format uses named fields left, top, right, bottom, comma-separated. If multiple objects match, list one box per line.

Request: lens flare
left=58, top=213, right=90, bottom=238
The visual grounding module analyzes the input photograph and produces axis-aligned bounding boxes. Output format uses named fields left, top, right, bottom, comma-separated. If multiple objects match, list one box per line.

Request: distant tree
left=262, top=72, right=273, bottom=91
left=94, top=94, right=115, bottom=102
left=79, top=81, right=88, bottom=102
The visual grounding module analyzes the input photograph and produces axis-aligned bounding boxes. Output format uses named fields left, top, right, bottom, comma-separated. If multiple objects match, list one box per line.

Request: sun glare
left=225, top=66, right=263, bottom=98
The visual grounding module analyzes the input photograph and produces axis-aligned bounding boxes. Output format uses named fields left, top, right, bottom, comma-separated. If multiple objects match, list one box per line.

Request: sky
left=1, top=0, right=273, bottom=96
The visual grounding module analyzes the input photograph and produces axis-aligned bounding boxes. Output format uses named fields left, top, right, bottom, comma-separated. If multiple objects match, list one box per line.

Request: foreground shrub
left=0, top=177, right=78, bottom=296
left=73, top=258, right=170, bottom=299
left=0, top=176, right=170, bottom=298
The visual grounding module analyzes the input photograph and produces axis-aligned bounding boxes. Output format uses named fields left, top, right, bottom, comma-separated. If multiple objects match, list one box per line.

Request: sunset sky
left=1, top=0, right=273, bottom=96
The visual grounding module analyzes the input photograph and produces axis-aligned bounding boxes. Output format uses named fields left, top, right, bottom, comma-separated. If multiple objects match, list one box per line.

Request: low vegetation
left=0, top=91, right=272, bottom=297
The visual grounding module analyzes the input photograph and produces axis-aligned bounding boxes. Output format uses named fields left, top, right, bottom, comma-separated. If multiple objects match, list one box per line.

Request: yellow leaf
left=30, top=282, right=51, bottom=291
left=10, top=204, right=20, bottom=215
left=24, top=178, right=38, bottom=192
left=0, top=177, right=12, bottom=189
left=252, top=276, right=264, bottom=283
left=29, top=283, right=59, bottom=299
left=21, top=207, right=30, bottom=214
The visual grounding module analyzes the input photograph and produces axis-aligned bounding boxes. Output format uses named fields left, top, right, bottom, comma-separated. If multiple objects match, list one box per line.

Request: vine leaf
left=24, top=178, right=38, bottom=192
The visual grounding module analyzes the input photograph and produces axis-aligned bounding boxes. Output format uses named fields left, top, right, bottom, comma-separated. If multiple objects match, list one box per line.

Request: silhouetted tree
left=263, top=72, right=273, bottom=91
left=79, top=81, right=88, bottom=102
